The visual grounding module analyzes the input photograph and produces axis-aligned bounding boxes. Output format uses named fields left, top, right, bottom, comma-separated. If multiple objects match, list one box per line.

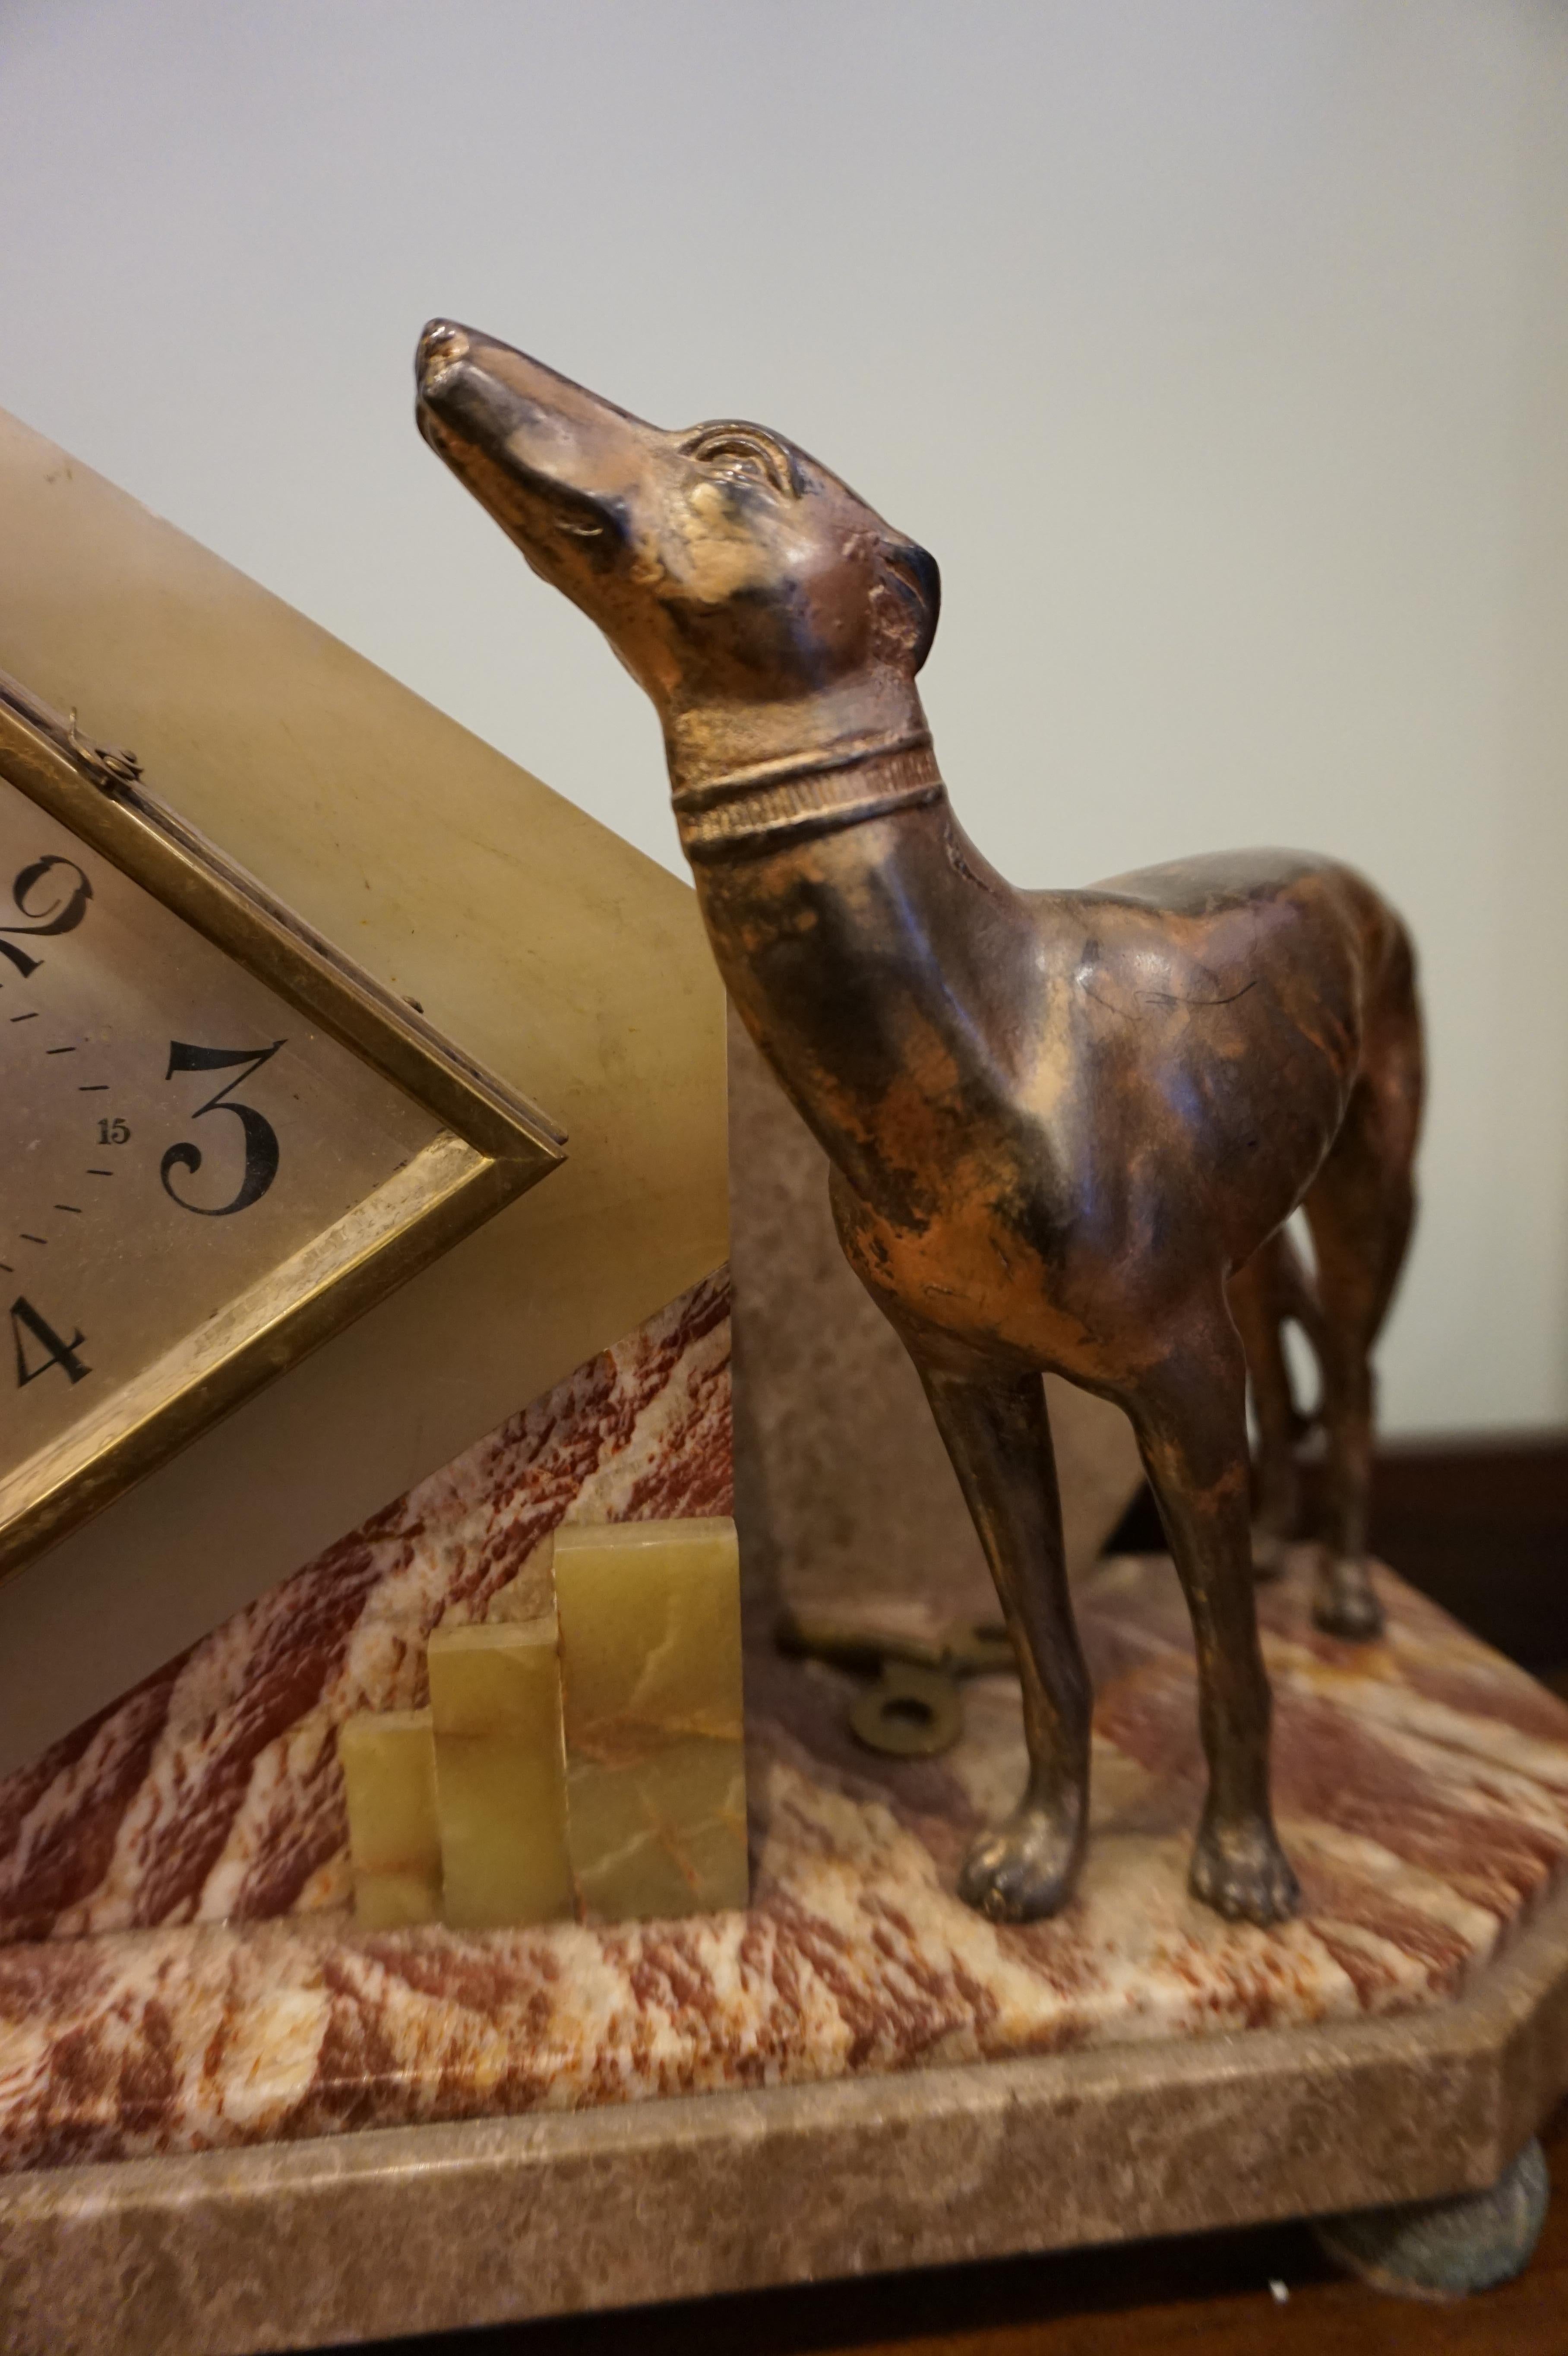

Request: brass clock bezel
left=0, top=668, right=566, bottom=1581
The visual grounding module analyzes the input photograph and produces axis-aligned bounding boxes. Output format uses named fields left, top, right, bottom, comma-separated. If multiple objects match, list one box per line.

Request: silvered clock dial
left=0, top=670, right=565, bottom=1578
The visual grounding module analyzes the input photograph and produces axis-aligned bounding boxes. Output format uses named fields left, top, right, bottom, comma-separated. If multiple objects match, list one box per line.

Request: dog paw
left=1313, top=1557, right=1385, bottom=1642
left=1189, top=1814, right=1302, bottom=1927
left=958, top=1807, right=1083, bottom=1924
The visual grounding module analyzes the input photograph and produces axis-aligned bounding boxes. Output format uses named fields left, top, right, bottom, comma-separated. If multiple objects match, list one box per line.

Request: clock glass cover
left=0, top=674, right=563, bottom=1576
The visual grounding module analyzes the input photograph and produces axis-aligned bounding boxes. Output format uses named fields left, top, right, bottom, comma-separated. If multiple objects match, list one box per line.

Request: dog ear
left=881, top=541, right=942, bottom=674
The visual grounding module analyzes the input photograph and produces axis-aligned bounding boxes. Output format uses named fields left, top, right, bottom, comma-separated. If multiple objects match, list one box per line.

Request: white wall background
left=2, top=0, right=1565, bottom=1435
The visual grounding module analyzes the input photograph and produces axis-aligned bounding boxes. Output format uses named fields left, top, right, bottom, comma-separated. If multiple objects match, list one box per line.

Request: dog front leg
left=1126, top=1308, right=1302, bottom=1927
left=914, top=1358, right=1092, bottom=1923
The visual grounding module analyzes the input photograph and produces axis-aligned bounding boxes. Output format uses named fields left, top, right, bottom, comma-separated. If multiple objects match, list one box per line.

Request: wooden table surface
left=343, top=2097, right=1566, bottom=2356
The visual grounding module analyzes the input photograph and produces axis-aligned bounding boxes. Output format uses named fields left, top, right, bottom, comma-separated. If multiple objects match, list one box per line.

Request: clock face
left=0, top=770, right=443, bottom=1505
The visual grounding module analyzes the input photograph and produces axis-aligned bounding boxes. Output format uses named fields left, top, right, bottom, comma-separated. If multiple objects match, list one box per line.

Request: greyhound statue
left=415, top=320, right=1424, bottom=1929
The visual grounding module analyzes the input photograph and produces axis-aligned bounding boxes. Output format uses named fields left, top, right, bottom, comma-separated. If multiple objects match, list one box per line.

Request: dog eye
left=712, top=451, right=769, bottom=484
left=683, top=426, right=794, bottom=497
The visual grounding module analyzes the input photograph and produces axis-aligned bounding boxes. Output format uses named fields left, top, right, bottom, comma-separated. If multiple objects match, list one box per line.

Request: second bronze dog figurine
left=416, top=321, right=1424, bottom=1929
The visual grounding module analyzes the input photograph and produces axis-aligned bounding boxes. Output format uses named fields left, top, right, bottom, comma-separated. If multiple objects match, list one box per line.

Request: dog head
left=415, top=321, right=939, bottom=733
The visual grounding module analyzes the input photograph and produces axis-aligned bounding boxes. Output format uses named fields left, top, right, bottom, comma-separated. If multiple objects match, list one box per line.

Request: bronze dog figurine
left=415, top=321, right=1424, bottom=1928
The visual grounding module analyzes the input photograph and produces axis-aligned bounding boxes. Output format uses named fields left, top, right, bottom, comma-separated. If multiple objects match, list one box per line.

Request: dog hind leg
left=1302, top=1086, right=1417, bottom=1640
left=1229, top=1232, right=1310, bottom=1578
left=1300, top=929, right=1422, bottom=1640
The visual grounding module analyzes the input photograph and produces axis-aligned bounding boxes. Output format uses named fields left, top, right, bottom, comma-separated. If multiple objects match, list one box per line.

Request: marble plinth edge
left=4, top=1875, right=1567, bottom=2356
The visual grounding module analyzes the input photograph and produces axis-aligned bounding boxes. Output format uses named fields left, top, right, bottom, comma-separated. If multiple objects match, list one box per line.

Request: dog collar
left=672, top=730, right=945, bottom=862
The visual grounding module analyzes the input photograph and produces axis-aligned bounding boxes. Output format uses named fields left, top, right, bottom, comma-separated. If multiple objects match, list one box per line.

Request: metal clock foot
left=1312, top=2137, right=1549, bottom=2300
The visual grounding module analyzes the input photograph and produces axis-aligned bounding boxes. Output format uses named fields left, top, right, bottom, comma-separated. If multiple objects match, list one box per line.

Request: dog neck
left=663, top=681, right=943, bottom=861
left=664, top=681, right=1039, bottom=1215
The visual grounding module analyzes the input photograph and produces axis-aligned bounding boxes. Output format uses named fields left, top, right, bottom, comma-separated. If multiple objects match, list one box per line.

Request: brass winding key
left=775, top=1607, right=1017, bottom=1758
